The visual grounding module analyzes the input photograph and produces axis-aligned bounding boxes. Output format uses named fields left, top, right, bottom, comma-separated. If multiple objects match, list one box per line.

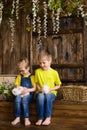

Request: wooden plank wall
left=0, top=14, right=31, bottom=74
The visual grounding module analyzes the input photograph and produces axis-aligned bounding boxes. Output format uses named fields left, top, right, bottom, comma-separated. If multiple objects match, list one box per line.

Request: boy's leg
left=42, top=93, right=56, bottom=125
left=11, top=95, right=21, bottom=125
left=22, top=94, right=32, bottom=126
left=35, top=93, right=45, bottom=125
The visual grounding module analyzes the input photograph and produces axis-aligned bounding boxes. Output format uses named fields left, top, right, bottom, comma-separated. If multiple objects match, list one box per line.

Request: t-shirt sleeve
left=14, top=74, right=21, bottom=87
left=31, top=75, right=36, bottom=87
left=55, top=71, right=62, bottom=85
left=34, top=70, right=38, bottom=83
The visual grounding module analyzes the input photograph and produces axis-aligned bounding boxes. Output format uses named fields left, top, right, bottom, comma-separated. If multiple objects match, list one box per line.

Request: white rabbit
left=12, top=86, right=29, bottom=97
left=42, top=84, right=49, bottom=94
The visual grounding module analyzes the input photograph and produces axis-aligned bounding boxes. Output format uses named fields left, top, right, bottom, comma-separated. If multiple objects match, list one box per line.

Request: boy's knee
left=37, top=93, right=44, bottom=100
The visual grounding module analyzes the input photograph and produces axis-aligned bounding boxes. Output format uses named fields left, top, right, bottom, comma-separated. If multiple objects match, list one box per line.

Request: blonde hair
left=17, top=57, right=29, bottom=69
left=38, top=50, right=52, bottom=62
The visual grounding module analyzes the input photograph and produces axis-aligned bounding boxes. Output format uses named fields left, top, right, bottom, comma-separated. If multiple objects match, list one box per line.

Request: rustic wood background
left=0, top=13, right=31, bottom=74
left=0, top=1, right=87, bottom=85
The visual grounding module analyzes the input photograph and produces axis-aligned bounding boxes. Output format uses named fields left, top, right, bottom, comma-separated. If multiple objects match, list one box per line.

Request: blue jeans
left=36, top=93, right=56, bottom=120
left=14, top=94, right=33, bottom=118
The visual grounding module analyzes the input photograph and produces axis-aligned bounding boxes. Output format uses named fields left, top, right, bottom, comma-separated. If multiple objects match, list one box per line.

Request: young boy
left=11, top=57, right=36, bottom=126
left=35, top=50, right=62, bottom=126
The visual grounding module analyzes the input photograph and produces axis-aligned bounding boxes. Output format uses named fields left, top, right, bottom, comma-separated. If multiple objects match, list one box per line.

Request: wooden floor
left=1, top=120, right=87, bottom=130
left=1, top=100, right=87, bottom=130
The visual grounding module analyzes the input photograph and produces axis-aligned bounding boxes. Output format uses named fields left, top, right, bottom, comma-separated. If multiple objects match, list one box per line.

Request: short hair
left=38, top=50, right=52, bottom=62
left=17, top=57, right=29, bottom=69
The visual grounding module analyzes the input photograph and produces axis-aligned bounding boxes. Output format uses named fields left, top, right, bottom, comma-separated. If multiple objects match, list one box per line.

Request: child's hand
left=21, top=87, right=29, bottom=95
left=20, top=87, right=30, bottom=97
left=12, top=86, right=30, bottom=97
left=36, top=85, right=42, bottom=92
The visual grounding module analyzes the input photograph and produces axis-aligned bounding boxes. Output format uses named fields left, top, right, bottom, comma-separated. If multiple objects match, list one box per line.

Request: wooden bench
left=0, top=75, right=63, bottom=123
left=1, top=75, right=87, bottom=125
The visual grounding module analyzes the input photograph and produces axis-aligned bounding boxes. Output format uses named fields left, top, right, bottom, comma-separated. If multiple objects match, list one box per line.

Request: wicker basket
left=61, top=85, right=87, bottom=102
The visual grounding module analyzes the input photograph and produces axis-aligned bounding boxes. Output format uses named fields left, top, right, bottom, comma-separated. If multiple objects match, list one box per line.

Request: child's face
left=39, top=58, right=51, bottom=71
left=19, top=66, right=29, bottom=76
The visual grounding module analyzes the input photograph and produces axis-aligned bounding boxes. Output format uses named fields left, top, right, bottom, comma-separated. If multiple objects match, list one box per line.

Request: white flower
left=0, top=17, right=2, bottom=24
left=0, top=1, right=3, bottom=24
left=4, top=90, right=8, bottom=94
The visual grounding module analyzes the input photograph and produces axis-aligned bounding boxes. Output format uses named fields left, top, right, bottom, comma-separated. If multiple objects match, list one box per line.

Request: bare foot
left=35, top=119, right=43, bottom=125
left=42, top=117, right=51, bottom=125
left=24, top=118, right=31, bottom=126
left=11, top=117, right=20, bottom=126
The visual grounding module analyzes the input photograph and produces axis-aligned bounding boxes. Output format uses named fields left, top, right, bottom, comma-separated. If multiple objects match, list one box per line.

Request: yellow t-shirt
left=14, top=74, right=35, bottom=87
left=35, top=68, right=62, bottom=96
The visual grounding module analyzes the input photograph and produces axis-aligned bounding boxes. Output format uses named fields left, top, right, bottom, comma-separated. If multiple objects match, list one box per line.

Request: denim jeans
left=14, top=94, right=33, bottom=118
left=36, top=93, right=56, bottom=120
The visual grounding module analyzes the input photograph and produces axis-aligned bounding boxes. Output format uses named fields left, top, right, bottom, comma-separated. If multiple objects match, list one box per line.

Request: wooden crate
left=61, top=85, right=87, bottom=102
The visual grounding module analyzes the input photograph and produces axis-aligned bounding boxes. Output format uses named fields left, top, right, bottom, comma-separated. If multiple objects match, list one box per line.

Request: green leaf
left=26, top=27, right=31, bottom=32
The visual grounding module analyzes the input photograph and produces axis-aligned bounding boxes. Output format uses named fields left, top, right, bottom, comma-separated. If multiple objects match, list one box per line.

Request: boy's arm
left=36, top=83, right=42, bottom=92
left=22, top=86, right=36, bottom=94
left=49, top=85, right=61, bottom=92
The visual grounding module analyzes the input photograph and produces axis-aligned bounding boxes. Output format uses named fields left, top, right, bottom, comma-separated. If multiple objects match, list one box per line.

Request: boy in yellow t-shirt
left=35, top=50, right=62, bottom=126
left=11, top=57, right=36, bottom=126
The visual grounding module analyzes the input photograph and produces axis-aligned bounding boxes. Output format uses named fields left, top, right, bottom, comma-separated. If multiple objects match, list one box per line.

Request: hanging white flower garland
left=37, top=16, right=41, bottom=40
left=11, top=0, right=19, bottom=19
left=15, top=0, right=19, bottom=19
left=9, top=18, right=15, bottom=52
left=0, top=1, right=3, bottom=24
left=55, top=8, right=61, bottom=33
left=26, top=15, right=31, bottom=31
left=43, top=1, right=48, bottom=38
left=26, top=15, right=30, bottom=25
left=11, top=0, right=15, bottom=15
left=32, top=0, right=39, bottom=32
left=9, top=0, right=16, bottom=52
left=52, top=9, right=56, bottom=34
left=51, top=8, right=61, bottom=34
left=10, top=0, right=19, bottom=52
